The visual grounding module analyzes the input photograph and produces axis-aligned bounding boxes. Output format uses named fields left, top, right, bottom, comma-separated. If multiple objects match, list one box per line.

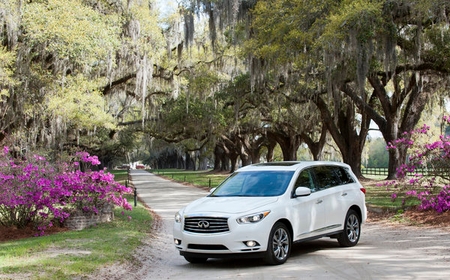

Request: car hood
left=183, top=196, right=279, bottom=215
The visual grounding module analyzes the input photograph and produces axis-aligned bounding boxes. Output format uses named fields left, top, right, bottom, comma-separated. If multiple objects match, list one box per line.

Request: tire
left=337, top=209, right=361, bottom=247
left=264, top=222, right=291, bottom=265
left=183, top=256, right=208, bottom=263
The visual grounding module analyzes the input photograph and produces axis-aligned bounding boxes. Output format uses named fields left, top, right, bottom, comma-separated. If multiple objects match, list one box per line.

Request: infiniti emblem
left=197, top=220, right=210, bottom=228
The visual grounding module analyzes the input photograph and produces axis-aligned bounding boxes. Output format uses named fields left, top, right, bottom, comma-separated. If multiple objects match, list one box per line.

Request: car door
left=291, top=168, right=327, bottom=240
left=324, top=166, right=359, bottom=229
left=309, top=165, right=345, bottom=234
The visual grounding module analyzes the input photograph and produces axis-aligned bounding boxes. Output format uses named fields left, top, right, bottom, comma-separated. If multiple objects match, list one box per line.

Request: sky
left=155, top=0, right=177, bottom=18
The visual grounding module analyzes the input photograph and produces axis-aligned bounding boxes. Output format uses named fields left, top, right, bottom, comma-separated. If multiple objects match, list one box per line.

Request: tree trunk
left=265, top=138, right=277, bottom=162
left=313, top=95, right=369, bottom=178
left=229, top=153, right=239, bottom=173
left=360, top=73, right=431, bottom=179
left=238, top=133, right=265, bottom=164
left=266, top=131, right=301, bottom=161
left=301, top=124, right=327, bottom=160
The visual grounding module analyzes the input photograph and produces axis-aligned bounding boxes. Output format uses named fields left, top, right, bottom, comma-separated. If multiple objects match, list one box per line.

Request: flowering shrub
left=0, top=148, right=132, bottom=234
left=385, top=118, right=450, bottom=213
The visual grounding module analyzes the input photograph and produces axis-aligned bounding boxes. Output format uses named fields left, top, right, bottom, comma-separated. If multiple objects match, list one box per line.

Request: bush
left=385, top=118, right=450, bottom=213
left=0, top=148, right=132, bottom=234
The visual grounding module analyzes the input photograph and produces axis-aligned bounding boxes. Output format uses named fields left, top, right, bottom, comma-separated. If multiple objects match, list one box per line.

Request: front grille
left=184, top=216, right=229, bottom=233
left=188, top=244, right=228, bottom=250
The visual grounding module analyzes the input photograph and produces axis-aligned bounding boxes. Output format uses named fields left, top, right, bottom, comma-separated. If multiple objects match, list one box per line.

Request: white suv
left=173, top=161, right=367, bottom=265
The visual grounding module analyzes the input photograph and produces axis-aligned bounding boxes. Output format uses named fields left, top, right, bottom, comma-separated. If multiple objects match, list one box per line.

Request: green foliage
left=157, top=93, right=227, bottom=141
left=22, top=0, right=120, bottom=68
left=322, top=0, right=383, bottom=45
left=365, top=138, right=389, bottom=168
left=47, top=75, right=115, bottom=130
left=126, top=1, right=165, bottom=57
left=249, top=0, right=334, bottom=63
left=2, top=0, right=450, bottom=178
left=0, top=47, right=16, bottom=96
left=426, top=23, right=450, bottom=70
left=188, top=65, right=223, bottom=98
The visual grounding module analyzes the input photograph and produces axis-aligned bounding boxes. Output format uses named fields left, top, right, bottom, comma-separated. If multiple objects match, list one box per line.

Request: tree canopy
left=1, top=0, right=449, bottom=178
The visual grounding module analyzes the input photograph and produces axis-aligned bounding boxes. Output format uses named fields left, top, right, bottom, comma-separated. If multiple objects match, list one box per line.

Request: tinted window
left=294, top=169, right=317, bottom=192
left=211, top=171, right=294, bottom=197
left=338, top=168, right=355, bottom=184
left=313, top=166, right=354, bottom=190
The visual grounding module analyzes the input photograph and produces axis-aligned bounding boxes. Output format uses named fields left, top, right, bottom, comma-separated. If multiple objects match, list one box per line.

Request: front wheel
left=337, top=209, right=361, bottom=247
left=264, top=222, right=291, bottom=265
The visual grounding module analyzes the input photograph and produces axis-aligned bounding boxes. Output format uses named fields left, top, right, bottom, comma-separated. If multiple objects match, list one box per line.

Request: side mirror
left=209, top=187, right=216, bottom=193
left=293, top=187, right=311, bottom=198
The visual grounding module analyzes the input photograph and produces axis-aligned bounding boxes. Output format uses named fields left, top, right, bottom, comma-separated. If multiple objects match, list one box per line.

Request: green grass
left=108, top=169, right=129, bottom=184
left=0, top=195, right=152, bottom=280
left=364, top=185, right=420, bottom=210
left=153, top=169, right=228, bottom=189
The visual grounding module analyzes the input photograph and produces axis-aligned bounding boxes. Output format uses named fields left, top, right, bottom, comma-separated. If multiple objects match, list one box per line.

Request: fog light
left=245, top=240, right=257, bottom=247
left=174, top=239, right=182, bottom=245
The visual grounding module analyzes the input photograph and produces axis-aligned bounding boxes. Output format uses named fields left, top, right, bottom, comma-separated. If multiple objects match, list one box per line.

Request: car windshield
left=210, top=171, right=294, bottom=197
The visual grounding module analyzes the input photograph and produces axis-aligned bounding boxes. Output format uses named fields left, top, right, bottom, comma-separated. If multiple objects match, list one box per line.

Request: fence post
left=127, top=168, right=137, bottom=207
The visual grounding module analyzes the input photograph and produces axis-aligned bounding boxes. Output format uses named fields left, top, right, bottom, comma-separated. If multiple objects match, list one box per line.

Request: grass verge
left=109, top=169, right=129, bottom=184
left=0, top=183, right=151, bottom=280
left=153, top=169, right=228, bottom=189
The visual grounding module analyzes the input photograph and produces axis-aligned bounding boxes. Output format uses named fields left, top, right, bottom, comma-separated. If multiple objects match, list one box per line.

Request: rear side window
left=313, top=166, right=355, bottom=190
left=339, top=168, right=355, bottom=184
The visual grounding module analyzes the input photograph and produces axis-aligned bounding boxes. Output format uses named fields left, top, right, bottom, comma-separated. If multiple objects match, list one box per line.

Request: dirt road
left=94, top=170, right=450, bottom=280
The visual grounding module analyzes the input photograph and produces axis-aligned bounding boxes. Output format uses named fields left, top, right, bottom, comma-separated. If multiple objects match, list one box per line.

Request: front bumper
left=173, top=216, right=271, bottom=256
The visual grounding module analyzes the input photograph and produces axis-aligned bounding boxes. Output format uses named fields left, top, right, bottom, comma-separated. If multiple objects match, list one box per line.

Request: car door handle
left=341, top=192, right=348, bottom=196
left=316, top=199, right=323, bottom=204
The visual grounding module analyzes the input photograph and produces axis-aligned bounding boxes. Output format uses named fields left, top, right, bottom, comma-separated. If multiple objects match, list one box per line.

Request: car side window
left=294, top=169, right=316, bottom=193
left=313, top=166, right=341, bottom=190
left=312, top=166, right=355, bottom=190
left=340, top=168, right=355, bottom=184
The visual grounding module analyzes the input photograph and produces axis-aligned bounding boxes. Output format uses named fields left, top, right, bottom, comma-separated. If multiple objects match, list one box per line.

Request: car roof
left=236, top=161, right=350, bottom=172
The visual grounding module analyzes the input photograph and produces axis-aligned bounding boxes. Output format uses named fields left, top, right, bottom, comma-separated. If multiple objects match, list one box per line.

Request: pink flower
left=0, top=150, right=132, bottom=234
left=391, top=193, right=397, bottom=201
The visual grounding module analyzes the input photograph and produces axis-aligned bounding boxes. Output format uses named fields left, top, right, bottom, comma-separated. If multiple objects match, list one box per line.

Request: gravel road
left=93, top=170, right=450, bottom=280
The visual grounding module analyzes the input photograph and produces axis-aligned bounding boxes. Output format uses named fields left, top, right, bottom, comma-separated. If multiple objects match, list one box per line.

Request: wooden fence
left=361, top=167, right=389, bottom=176
left=362, top=167, right=450, bottom=177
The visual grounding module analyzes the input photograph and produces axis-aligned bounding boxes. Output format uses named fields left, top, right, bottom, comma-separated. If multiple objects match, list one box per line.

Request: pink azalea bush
left=0, top=148, right=132, bottom=234
left=385, top=117, right=450, bottom=213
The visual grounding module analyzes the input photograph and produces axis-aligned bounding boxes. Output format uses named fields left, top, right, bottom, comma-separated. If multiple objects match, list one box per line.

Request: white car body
left=173, top=161, right=367, bottom=264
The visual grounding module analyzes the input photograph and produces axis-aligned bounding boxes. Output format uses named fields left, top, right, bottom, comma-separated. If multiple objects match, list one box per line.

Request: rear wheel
left=337, top=209, right=361, bottom=247
left=264, top=222, right=291, bottom=265
left=183, top=256, right=208, bottom=263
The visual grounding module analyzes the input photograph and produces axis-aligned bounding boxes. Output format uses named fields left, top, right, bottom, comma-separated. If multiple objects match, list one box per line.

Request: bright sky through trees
left=156, top=0, right=176, bottom=17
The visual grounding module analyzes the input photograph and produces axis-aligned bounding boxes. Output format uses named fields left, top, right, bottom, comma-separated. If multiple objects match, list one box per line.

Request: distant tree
left=365, top=138, right=389, bottom=168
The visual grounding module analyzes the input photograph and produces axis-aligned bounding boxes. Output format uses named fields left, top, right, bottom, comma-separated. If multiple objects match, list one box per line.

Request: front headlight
left=175, top=212, right=182, bottom=223
left=236, top=211, right=271, bottom=224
